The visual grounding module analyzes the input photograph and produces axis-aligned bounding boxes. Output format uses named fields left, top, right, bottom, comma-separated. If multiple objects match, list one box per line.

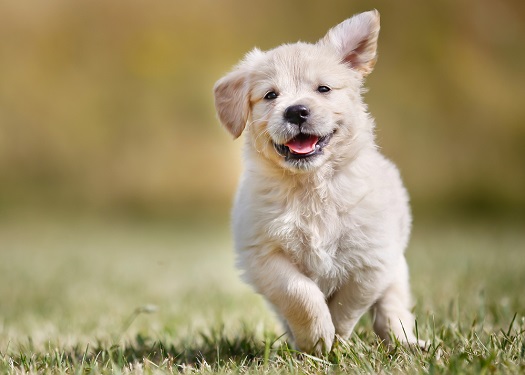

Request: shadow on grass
left=115, top=330, right=268, bottom=368
left=80, top=328, right=277, bottom=372
left=4, top=328, right=284, bottom=373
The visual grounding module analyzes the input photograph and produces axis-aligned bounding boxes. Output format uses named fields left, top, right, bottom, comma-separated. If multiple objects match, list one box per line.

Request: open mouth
left=274, top=131, right=334, bottom=161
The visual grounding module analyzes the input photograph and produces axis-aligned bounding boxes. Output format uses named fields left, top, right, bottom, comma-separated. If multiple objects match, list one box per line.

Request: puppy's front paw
left=293, top=319, right=335, bottom=356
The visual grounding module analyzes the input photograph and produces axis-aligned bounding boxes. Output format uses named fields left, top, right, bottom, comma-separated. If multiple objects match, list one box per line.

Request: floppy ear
left=214, top=49, right=265, bottom=138
left=320, top=10, right=380, bottom=76
left=214, top=68, right=250, bottom=139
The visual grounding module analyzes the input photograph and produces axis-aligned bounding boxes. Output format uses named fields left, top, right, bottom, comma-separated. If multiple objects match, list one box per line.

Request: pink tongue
left=285, top=135, right=319, bottom=155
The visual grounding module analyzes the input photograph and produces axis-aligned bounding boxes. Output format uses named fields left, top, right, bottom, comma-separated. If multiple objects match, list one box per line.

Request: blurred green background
left=1, top=0, right=524, bottom=222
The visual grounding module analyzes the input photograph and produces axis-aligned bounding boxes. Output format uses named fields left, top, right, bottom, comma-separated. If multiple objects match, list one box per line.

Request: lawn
left=0, top=215, right=524, bottom=374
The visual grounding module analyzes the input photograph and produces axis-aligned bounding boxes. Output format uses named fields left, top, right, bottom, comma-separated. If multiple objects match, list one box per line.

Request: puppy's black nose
left=284, top=105, right=310, bottom=126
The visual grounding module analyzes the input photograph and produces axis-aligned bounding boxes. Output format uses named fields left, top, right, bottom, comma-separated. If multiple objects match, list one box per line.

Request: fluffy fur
left=214, top=10, right=424, bottom=354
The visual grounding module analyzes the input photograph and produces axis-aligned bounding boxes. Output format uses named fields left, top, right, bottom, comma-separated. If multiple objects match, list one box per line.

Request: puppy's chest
left=266, top=198, right=364, bottom=280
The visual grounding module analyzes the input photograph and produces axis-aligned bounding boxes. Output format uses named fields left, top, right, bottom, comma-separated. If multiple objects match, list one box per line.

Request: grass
left=0, top=215, right=524, bottom=374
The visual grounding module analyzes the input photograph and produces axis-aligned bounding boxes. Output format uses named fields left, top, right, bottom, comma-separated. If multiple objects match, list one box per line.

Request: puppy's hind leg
left=328, top=273, right=385, bottom=342
left=372, top=257, right=427, bottom=348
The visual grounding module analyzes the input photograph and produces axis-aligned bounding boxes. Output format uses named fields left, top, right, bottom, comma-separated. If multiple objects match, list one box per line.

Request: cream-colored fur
left=214, top=10, right=423, bottom=355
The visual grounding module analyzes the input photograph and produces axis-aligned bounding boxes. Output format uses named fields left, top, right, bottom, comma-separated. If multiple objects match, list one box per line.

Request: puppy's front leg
left=246, top=252, right=335, bottom=354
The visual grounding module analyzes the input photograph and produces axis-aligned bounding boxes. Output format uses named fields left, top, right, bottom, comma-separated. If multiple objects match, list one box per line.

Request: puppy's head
left=214, top=10, right=380, bottom=172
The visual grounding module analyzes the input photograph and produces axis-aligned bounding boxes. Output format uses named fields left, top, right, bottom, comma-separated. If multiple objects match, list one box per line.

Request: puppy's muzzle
left=273, top=104, right=335, bottom=166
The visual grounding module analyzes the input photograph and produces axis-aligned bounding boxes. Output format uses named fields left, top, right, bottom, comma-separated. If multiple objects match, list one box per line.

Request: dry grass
left=0, top=215, right=524, bottom=373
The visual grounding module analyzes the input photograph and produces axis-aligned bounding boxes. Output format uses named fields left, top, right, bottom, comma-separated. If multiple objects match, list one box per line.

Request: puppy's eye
left=264, top=91, right=278, bottom=100
left=317, top=85, right=331, bottom=93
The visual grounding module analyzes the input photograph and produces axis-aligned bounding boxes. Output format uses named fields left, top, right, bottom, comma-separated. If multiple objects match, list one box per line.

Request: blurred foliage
left=0, top=0, right=524, bottom=220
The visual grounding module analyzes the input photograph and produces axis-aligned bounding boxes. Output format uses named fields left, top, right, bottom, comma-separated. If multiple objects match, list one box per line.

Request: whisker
left=245, top=117, right=268, bottom=154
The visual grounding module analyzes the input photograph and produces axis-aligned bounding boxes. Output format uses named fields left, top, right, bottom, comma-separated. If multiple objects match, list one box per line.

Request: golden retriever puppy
left=214, top=10, right=423, bottom=355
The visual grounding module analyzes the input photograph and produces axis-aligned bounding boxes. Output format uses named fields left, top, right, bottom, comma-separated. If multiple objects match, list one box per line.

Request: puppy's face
left=215, top=11, right=380, bottom=172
